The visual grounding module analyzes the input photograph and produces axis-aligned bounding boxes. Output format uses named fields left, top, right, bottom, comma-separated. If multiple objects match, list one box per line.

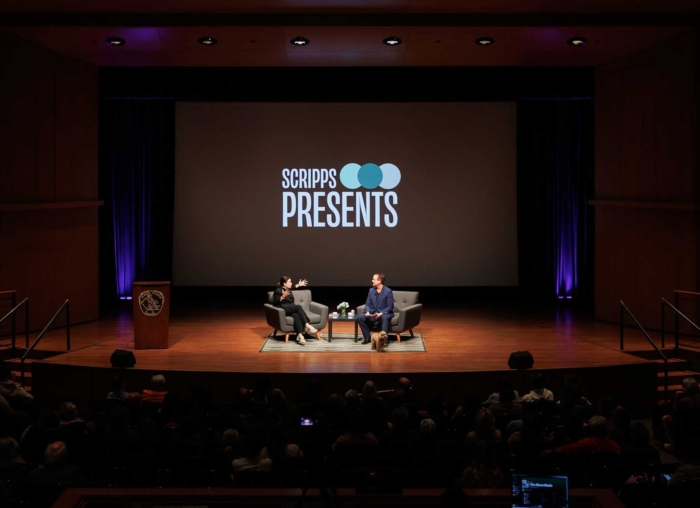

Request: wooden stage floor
left=3, top=301, right=674, bottom=414
left=3, top=302, right=659, bottom=374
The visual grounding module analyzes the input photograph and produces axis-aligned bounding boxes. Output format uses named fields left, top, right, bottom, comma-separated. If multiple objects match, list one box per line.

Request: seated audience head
left=268, top=388, right=287, bottom=409
left=344, top=389, right=360, bottom=408
left=59, top=402, right=78, bottom=422
left=0, top=363, right=12, bottom=382
left=475, top=408, right=497, bottom=440
left=126, top=391, right=142, bottom=406
left=498, top=377, right=515, bottom=403
left=110, top=376, right=126, bottom=394
left=598, top=396, right=616, bottom=417
left=531, top=372, right=544, bottom=389
left=150, top=374, right=166, bottom=391
left=362, top=380, right=378, bottom=401
left=588, top=415, right=608, bottom=438
left=398, top=377, right=412, bottom=392
left=629, top=422, right=650, bottom=446
left=682, top=377, right=699, bottom=395
left=564, top=373, right=583, bottom=397
left=222, top=428, right=239, bottom=447
left=45, top=441, right=68, bottom=466
left=420, top=418, right=436, bottom=436
left=392, top=406, right=409, bottom=427
left=0, top=437, right=20, bottom=462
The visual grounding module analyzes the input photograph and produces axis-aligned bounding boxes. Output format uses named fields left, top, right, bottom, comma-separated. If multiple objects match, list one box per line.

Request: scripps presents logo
left=281, top=163, right=401, bottom=228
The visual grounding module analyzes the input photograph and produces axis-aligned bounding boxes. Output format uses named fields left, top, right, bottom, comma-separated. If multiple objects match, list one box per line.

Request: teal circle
left=358, top=163, right=383, bottom=189
left=339, top=163, right=361, bottom=189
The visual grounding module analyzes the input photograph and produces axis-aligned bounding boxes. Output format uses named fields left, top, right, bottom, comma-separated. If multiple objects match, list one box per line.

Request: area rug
left=259, top=332, right=427, bottom=353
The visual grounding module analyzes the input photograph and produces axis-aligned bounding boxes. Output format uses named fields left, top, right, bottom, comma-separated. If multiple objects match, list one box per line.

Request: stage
left=3, top=301, right=677, bottom=416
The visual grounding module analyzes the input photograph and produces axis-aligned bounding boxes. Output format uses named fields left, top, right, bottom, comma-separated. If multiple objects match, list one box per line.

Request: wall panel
left=594, top=30, right=698, bottom=327
left=0, top=32, right=99, bottom=333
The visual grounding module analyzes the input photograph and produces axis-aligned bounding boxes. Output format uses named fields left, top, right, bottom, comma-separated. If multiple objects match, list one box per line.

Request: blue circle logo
left=339, top=162, right=401, bottom=190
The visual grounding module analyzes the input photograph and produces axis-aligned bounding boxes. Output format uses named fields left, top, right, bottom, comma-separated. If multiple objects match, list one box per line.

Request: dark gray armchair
left=264, top=290, right=329, bottom=343
left=356, top=290, right=422, bottom=343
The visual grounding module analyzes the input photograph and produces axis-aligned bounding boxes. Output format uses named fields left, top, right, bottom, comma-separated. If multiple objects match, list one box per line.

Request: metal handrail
left=20, top=300, right=70, bottom=386
left=0, top=293, right=29, bottom=354
left=661, top=298, right=700, bottom=353
left=620, top=301, right=668, bottom=401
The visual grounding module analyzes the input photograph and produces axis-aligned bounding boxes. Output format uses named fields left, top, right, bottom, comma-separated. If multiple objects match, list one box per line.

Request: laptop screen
left=512, top=474, right=569, bottom=508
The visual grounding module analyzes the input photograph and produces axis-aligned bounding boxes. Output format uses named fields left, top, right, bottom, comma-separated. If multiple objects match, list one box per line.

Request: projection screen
left=173, top=102, right=518, bottom=286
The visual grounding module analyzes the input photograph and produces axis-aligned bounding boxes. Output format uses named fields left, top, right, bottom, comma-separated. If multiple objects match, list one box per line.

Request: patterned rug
left=259, top=332, right=427, bottom=353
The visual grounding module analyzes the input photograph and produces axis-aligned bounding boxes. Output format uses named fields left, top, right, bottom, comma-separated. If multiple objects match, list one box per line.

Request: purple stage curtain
left=517, top=100, right=594, bottom=300
left=102, top=100, right=175, bottom=299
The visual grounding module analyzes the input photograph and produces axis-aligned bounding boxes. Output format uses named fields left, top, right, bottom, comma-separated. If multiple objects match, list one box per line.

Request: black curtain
left=517, top=99, right=595, bottom=303
left=99, top=100, right=175, bottom=304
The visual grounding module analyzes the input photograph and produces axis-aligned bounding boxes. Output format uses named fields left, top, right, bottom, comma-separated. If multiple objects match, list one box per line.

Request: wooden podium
left=132, top=281, right=171, bottom=350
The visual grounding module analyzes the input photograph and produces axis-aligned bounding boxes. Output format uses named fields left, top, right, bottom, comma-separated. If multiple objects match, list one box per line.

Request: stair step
left=626, top=349, right=678, bottom=361
left=657, top=370, right=700, bottom=381
left=651, top=358, right=688, bottom=372
left=658, top=384, right=683, bottom=393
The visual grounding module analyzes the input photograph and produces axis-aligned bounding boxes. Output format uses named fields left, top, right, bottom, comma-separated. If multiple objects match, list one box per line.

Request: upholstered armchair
left=264, top=290, right=329, bottom=342
left=356, top=291, right=422, bottom=343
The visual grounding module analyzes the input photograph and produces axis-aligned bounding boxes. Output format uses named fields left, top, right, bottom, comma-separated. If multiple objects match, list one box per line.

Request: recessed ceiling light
left=567, top=37, right=587, bottom=46
left=198, top=37, right=218, bottom=46
left=105, top=37, right=125, bottom=46
left=290, top=37, right=310, bottom=46
left=475, top=37, right=495, bottom=46
left=383, top=36, right=402, bottom=46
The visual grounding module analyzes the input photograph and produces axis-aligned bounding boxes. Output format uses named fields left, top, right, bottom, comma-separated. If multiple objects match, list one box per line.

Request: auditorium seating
left=0, top=370, right=696, bottom=508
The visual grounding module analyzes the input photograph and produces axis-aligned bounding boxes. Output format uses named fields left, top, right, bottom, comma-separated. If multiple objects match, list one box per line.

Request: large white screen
left=173, top=102, right=518, bottom=286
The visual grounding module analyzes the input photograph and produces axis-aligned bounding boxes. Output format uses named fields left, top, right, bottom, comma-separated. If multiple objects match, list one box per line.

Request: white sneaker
left=306, top=324, right=318, bottom=334
left=296, top=334, right=307, bottom=344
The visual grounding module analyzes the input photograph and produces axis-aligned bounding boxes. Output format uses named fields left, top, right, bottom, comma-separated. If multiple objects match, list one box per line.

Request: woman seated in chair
left=273, top=275, right=318, bottom=345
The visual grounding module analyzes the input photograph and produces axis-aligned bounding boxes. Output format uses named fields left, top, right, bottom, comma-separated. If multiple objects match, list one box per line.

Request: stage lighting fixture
left=290, top=37, right=310, bottom=46
left=198, top=37, right=218, bottom=46
left=567, top=37, right=587, bottom=46
left=383, top=36, right=402, bottom=46
left=475, top=37, right=495, bottom=46
left=106, top=37, right=125, bottom=46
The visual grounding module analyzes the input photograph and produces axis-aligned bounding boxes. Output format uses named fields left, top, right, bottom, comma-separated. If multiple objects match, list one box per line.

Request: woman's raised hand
left=296, top=279, right=308, bottom=288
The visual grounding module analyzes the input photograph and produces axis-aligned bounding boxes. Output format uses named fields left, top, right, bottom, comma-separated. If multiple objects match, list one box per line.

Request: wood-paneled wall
left=594, top=30, right=698, bottom=328
left=0, top=32, right=99, bottom=332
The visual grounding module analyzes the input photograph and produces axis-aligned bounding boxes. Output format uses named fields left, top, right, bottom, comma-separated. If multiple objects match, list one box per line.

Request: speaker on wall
left=508, top=351, right=534, bottom=369
left=110, top=349, right=136, bottom=368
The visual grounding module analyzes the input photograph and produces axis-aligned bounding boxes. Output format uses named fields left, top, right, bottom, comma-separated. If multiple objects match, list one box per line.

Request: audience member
left=520, top=373, right=554, bottom=402
left=667, top=437, right=700, bottom=487
left=483, top=377, right=520, bottom=405
left=0, top=363, right=33, bottom=406
left=107, top=376, right=131, bottom=401
left=142, top=374, right=167, bottom=403
left=542, top=415, right=620, bottom=457
left=466, top=408, right=501, bottom=446
left=460, top=440, right=503, bottom=488
left=662, top=377, right=700, bottom=451
left=29, top=441, right=86, bottom=485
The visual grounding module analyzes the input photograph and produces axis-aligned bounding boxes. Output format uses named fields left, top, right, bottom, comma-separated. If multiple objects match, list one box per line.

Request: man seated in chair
left=357, top=273, right=394, bottom=345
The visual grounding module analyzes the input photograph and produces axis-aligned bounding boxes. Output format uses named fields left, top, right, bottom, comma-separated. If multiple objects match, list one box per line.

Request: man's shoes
left=664, top=443, right=674, bottom=451
left=362, top=338, right=371, bottom=344
left=306, top=324, right=319, bottom=334
left=296, top=334, right=307, bottom=345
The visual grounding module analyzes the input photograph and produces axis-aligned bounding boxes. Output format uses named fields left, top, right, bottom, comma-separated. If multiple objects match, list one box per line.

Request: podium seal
left=138, top=290, right=165, bottom=317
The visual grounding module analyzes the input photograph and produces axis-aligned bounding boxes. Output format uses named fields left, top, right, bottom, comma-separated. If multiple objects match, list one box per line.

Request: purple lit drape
left=105, top=100, right=175, bottom=298
left=517, top=100, right=593, bottom=299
